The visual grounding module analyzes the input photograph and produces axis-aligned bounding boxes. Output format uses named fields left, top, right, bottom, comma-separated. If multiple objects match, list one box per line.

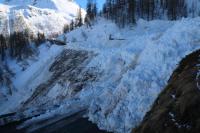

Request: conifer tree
left=0, top=34, right=6, bottom=60
left=63, top=24, right=70, bottom=33
left=70, top=20, right=74, bottom=31
left=128, top=0, right=136, bottom=24
left=75, top=7, right=83, bottom=27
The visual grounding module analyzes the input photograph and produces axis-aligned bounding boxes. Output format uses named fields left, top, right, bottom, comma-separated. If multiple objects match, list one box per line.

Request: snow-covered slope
left=0, top=17, right=200, bottom=133
left=0, top=0, right=85, bottom=36
left=67, top=18, right=200, bottom=133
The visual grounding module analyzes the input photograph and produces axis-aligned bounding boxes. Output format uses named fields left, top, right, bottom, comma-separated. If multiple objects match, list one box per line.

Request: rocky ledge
left=133, top=49, right=200, bottom=133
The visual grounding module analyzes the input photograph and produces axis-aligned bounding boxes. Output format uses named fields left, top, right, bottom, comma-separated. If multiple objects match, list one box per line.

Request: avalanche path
left=0, top=18, right=200, bottom=133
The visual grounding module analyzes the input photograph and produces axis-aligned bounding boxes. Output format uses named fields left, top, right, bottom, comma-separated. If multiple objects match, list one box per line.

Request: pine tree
left=70, top=20, right=74, bottom=31
left=128, top=0, right=136, bottom=24
left=63, top=24, right=70, bottom=33
left=86, top=0, right=93, bottom=19
left=35, top=32, right=45, bottom=46
left=86, top=0, right=97, bottom=22
left=0, top=34, right=6, bottom=60
left=75, top=7, right=83, bottom=27
left=92, top=2, right=98, bottom=18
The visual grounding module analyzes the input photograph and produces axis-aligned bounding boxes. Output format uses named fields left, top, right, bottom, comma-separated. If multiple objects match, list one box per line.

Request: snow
left=0, top=0, right=86, bottom=36
left=65, top=18, right=200, bottom=132
left=0, top=43, right=63, bottom=115
left=0, top=16, right=200, bottom=133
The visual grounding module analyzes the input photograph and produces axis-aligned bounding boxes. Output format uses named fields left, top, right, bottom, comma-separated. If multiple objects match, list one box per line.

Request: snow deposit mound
left=0, top=17, right=200, bottom=133
left=133, top=49, right=200, bottom=133
left=66, top=18, right=200, bottom=133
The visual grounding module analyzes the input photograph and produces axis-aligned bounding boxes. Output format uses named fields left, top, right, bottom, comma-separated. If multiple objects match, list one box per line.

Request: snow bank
left=66, top=18, right=200, bottom=133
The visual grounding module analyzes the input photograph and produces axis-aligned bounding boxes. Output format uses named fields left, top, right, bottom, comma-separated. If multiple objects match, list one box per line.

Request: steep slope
left=0, top=0, right=85, bottom=36
left=57, top=18, right=200, bottom=133
left=0, top=17, right=200, bottom=133
left=133, top=49, right=200, bottom=133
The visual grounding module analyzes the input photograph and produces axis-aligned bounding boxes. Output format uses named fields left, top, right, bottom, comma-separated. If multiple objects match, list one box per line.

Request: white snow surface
left=1, top=17, right=200, bottom=133
left=0, top=0, right=85, bottom=36
left=65, top=18, right=200, bottom=132
left=0, top=43, right=63, bottom=114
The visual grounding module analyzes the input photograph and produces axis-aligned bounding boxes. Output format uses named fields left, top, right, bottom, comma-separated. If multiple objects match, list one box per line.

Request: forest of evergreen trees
left=0, top=31, right=46, bottom=61
left=101, top=0, right=190, bottom=27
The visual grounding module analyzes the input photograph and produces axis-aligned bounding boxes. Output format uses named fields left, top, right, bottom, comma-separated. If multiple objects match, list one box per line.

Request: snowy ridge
left=0, top=0, right=85, bottom=36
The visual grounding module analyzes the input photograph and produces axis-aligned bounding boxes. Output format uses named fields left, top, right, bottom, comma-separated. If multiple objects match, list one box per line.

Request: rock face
left=133, top=50, right=200, bottom=133
left=21, top=49, right=96, bottom=111
left=0, top=49, right=98, bottom=126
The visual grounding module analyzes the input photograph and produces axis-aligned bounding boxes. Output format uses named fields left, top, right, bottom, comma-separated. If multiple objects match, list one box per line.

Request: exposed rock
left=0, top=49, right=100, bottom=125
left=133, top=49, right=200, bottom=133
left=21, top=49, right=98, bottom=110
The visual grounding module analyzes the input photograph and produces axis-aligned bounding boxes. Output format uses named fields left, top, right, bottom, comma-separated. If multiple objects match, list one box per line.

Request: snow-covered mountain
left=0, top=0, right=85, bottom=36
left=0, top=17, right=200, bottom=133
left=1, top=1, right=200, bottom=133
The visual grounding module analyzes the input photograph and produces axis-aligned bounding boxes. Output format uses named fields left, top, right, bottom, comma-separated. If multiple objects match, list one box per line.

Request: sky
left=75, top=0, right=106, bottom=10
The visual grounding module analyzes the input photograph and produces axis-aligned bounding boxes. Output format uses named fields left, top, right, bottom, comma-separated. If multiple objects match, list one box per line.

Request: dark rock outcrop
left=0, top=49, right=100, bottom=126
left=133, top=50, right=200, bottom=133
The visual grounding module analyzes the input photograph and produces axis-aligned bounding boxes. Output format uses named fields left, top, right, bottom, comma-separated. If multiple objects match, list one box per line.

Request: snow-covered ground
left=66, top=18, right=200, bottom=133
left=0, top=0, right=85, bottom=36
left=1, top=17, right=200, bottom=133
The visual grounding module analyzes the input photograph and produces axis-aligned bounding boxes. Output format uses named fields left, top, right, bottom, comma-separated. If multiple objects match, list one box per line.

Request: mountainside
left=0, top=17, right=200, bottom=133
left=133, top=49, right=200, bottom=133
left=0, top=0, right=85, bottom=36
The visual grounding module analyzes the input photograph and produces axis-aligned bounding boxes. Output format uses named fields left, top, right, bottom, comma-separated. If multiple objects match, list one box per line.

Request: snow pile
left=0, top=17, right=200, bottom=133
left=65, top=18, right=200, bottom=132
left=0, top=0, right=85, bottom=36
